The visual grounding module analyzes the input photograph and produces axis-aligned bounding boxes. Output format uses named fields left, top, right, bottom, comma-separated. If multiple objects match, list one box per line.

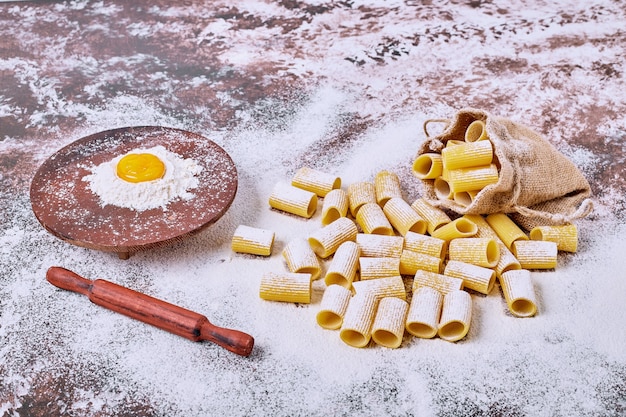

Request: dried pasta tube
left=382, top=197, right=427, bottom=236
left=359, top=257, right=401, bottom=280
left=316, top=284, right=353, bottom=329
left=485, top=213, right=529, bottom=250
left=371, top=297, right=409, bottom=349
left=399, top=250, right=443, bottom=275
left=464, top=119, right=488, bottom=142
left=259, top=272, right=312, bottom=304
left=356, top=234, right=404, bottom=258
left=282, top=238, right=323, bottom=280
left=405, top=286, right=443, bottom=339
left=446, top=140, right=465, bottom=147
left=412, top=270, right=463, bottom=295
left=441, top=140, right=493, bottom=171
left=374, top=170, right=402, bottom=206
left=499, top=270, right=538, bottom=317
left=512, top=240, right=558, bottom=270
left=438, top=290, right=472, bottom=342
left=339, top=292, right=378, bottom=348
left=453, top=190, right=479, bottom=208
left=434, top=176, right=453, bottom=200
left=347, top=181, right=376, bottom=217
left=355, top=203, right=394, bottom=235
left=291, top=166, right=341, bottom=197
left=530, top=224, right=578, bottom=253
left=321, top=188, right=349, bottom=225
left=410, top=198, right=452, bottom=234
left=412, top=153, right=443, bottom=179
left=325, top=241, right=360, bottom=288
left=448, top=164, right=499, bottom=193
left=430, top=217, right=478, bottom=241
left=403, top=231, right=448, bottom=258
left=231, top=225, right=275, bottom=256
left=352, top=275, right=406, bottom=301
left=448, top=237, right=500, bottom=268
left=444, top=260, right=496, bottom=295
left=269, top=182, right=318, bottom=218
left=308, top=217, right=358, bottom=259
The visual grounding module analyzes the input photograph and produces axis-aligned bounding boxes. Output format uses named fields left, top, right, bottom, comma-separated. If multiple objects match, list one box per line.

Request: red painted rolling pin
left=46, top=266, right=254, bottom=357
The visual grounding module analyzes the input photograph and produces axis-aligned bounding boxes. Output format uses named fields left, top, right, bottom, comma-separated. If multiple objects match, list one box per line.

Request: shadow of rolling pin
left=46, top=266, right=255, bottom=357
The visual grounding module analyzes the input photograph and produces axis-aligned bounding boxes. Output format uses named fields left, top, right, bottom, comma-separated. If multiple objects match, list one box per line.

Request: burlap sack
left=417, top=108, right=593, bottom=230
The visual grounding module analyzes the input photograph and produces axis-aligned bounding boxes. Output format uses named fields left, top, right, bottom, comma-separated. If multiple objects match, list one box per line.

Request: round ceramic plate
left=30, top=126, right=238, bottom=258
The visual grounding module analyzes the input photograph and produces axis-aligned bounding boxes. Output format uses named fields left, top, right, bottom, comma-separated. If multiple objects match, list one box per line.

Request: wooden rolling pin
left=46, top=266, right=254, bottom=357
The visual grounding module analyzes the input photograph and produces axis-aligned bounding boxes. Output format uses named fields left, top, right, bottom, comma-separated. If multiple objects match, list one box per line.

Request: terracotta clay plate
left=30, top=126, right=238, bottom=259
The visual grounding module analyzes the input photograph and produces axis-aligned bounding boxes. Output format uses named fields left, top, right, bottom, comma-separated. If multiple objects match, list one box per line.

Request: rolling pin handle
left=46, top=266, right=92, bottom=296
left=200, top=322, right=255, bottom=357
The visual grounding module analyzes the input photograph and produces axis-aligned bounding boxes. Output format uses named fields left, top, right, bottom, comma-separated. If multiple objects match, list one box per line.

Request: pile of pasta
left=231, top=166, right=578, bottom=349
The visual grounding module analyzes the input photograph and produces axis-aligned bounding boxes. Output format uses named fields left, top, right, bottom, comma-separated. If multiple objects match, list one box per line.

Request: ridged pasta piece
left=355, top=202, right=394, bottom=235
left=464, top=119, right=488, bottom=142
left=321, top=188, right=349, bottom=225
left=352, top=275, right=407, bottom=301
left=356, top=233, right=404, bottom=258
left=382, top=197, right=427, bottom=236
left=291, top=166, right=341, bottom=197
left=412, top=270, right=463, bottom=295
left=434, top=176, right=453, bottom=200
left=269, top=182, right=318, bottom=218
left=441, top=140, right=493, bottom=170
left=259, top=271, right=312, bottom=304
left=410, top=198, right=452, bottom=234
left=448, top=164, right=499, bottom=193
left=231, top=225, right=275, bottom=256
left=529, top=224, right=578, bottom=253
left=499, top=269, right=538, bottom=317
left=403, top=231, right=448, bottom=258
left=446, top=140, right=466, bottom=147
left=324, top=241, right=360, bottom=288
left=316, top=284, right=353, bottom=329
left=347, top=181, right=376, bottom=217
left=339, top=292, right=378, bottom=348
left=485, top=213, right=529, bottom=250
left=453, top=190, right=479, bottom=207
left=359, top=257, right=401, bottom=280
left=308, top=217, right=358, bottom=259
left=405, top=286, right=443, bottom=339
left=371, top=297, right=409, bottom=349
left=412, top=153, right=443, bottom=179
left=438, top=290, right=472, bottom=342
left=374, top=170, right=402, bottom=206
left=511, top=240, right=558, bottom=270
left=448, top=237, right=500, bottom=268
left=399, top=250, right=442, bottom=275
left=444, top=260, right=496, bottom=295
left=430, top=217, right=478, bottom=241
left=282, top=238, right=323, bottom=280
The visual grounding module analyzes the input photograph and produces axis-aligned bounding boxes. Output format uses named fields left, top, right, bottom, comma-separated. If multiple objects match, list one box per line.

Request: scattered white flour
left=83, top=145, right=203, bottom=211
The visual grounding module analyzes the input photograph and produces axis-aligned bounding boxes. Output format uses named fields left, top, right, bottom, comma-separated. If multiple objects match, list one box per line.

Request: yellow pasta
left=359, top=257, right=401, bottom=280
left=448, top=164, right=499, bottom=193
left=511, top=240, right=558, bottom=270
left=231, top=225, right=275, bottom=256
left=308, top=217, right=358, bottom=258
left=324, top=241, right=360, bottom=288
left=441, top=140, right=493, bottom=170
left=291, top=166, right=341, bottom=197
left=434, top=176, right=453, bottom=200
left=412, top=153, right=443, bottom=179
left=374, top=170, right=403, bottom=206
left=410, top=198, right=452, bottom=234
left=446, top=140, right=466, bottom=147
left=316, top=284, right=353, bottom=329
left=529, top=224, right=578, bottom=253
left=438, top=290, right=472, bottom=342
left=347, top=181, right=376, bottom=217
left=371, top=297, right=409, bottom=349
left=405, top=286, right=443, bottom=339
left=352, top=275, right=406, bottom=301
left=269, top=182, right=318, bottom=218
left=355, top=202, right=394, bottom=235
left=356, top=233, right=404, bottom=258
left=403, top=231, right=448, bottom=258
left=412, top=270, right=464, bottom=295
left=443, top=260, right=496, bottom=295
left=321, top=188, right=349, bottom=225
left=499, top=269, right=538, bottom=317
left=382, top=197, right=427, bottom=236
left=399, top=250, right=443, bottom=275
left=453, top=190, right=479, bottom=207
left=485, top=213, right=529, bottom=250
left=448, top=237, right=500, bottom=268
left=339, top=292, right=378, bottom=348
left=464, top=119, right=488, bottom=142
left=430, top=217, right=478, bottom=241
left=282, top=238, right=323, bottom=280
left=259, top=271, right=312, bottom=304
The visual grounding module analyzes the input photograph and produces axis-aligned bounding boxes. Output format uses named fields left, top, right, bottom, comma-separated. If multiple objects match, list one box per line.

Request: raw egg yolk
left=116, top=153, right=166, bottom=183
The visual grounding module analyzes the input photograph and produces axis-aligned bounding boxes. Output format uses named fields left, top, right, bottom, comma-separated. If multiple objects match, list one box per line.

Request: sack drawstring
left=512, top=198, right=594, bottom=224
left=423, top=119, right=450, bottom=138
